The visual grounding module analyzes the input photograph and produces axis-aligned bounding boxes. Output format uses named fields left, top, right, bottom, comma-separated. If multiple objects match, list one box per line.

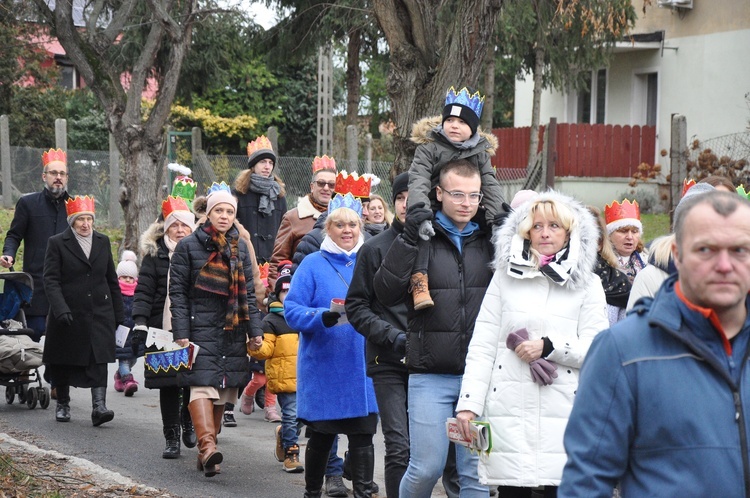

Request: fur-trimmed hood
left=494, top=190, right=599, bottom=291
left=410, top=116, right=498, bottom=156
left=139, top=220, right=166, bottom=258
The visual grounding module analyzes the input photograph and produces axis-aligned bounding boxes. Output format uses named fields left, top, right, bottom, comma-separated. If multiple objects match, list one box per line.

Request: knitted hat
left=116, top=250, right=138, bottom=279
left=205, top=182, right=237, bottom=215
left=511, top=189, right=538, bottom=209
left=391, top=172, right=409, bottom=204
left=442, top=86, right=485, bottom=137
left=274, top=260, right=293, bottom=296
left=674, top=182, right=715, bottom=226
left=246, top=135, right=277, bottom=170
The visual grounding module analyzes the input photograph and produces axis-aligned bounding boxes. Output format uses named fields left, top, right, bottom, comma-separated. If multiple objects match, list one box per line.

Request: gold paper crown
left=335, top=171, right=372, bottom=199
left=604, top=199, right=640, bottom=226
left=42, top=148, right=66, bottom=168
left=312, top=155, right=336, bottom=173
left=65, top=195, right=96, bottom=217
left=247, top=136, right=274, bottom=156
left=161, top=196, right=191, bottom=220
left=682, top=178, right=697, bottom=198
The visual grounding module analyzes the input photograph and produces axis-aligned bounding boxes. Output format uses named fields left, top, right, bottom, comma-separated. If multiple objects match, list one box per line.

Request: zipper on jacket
left=458, top=258, right=467, bottom=357
left=737, top=345, right=750, bottom=497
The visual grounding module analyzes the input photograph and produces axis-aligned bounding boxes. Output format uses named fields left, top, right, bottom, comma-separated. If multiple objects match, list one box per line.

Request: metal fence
left=687, top=131, right=750, bottom=186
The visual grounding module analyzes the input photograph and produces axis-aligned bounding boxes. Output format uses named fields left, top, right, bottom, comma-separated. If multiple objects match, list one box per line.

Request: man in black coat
left=2, top=148, right=71, bottom=341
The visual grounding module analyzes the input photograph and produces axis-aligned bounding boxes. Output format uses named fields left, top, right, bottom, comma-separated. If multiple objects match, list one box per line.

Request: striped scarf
left=194, top=223, right=249, bottom=331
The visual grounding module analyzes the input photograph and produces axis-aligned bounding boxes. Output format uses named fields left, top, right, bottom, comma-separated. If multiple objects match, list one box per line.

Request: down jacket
left=169, top=224, right=263, bottom=388
left=250, top=304, right=298, bottom=394
left=373, top=215, right=494, bottom=375
left=456, top=190, right=608, bottom=487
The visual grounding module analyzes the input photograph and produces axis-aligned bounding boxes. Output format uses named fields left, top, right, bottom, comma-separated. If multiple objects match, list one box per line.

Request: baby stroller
left=0, top=271, right=49, bottom=409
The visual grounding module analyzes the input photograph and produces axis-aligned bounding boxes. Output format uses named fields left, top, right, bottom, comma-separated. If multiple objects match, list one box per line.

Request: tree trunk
left=527, top=45, right=545, bottom=172
left=346, top=29, right=362, bottom=127
left=481, top=37, right=497, bottom=131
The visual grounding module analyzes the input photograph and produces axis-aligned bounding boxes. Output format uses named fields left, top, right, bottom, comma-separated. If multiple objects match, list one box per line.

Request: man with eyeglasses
left=374, top=158, right=493, bottom=497
left=1, top=148, right=71, bottom=342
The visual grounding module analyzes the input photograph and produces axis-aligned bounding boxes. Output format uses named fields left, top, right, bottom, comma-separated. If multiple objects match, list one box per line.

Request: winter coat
left=3, top=189, right=70, bottom=315
left=373, top=214, right=494, bottom=374
left=408, top=116, right=504, bottom=222
left=43, top=227, right=125, bottom=366
left=268, top=195, right=325, bottom=285
left=455, top=190, right=609, bottom=487
left=250, top=304, right=298, bottom=394
left=114, top=294, right=139, bottom=360
left=292, top=212, right=373, bottom=274
left=131, top=221, right=178, bottom=389
left=346, top=220, right=409, bottom=376
left=233, top=172, right=287, bottom=264
left=284, top=249, right=378, bottom=422
left=169, top=224, right=263, bottom=388
left=560, top=275, right=750, bottom=497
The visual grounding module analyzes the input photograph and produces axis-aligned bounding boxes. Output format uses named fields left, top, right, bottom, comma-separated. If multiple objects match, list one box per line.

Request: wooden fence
left=491, top=123, right=657, bottom=178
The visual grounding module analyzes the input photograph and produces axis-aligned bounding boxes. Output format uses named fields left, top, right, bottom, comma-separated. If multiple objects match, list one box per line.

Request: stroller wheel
left=38, top=387, right=50, bottom=409
left=5, top=386, right=14, bottom=404
left=26, top=387, right=37, bottom=409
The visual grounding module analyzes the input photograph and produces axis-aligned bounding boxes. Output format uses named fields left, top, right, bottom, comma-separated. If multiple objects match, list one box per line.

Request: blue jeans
left=276, top=392, right=302, bottom=450
left=399, top=373, right=488, bottom=498
left=326, top=436, right=344, bottom=476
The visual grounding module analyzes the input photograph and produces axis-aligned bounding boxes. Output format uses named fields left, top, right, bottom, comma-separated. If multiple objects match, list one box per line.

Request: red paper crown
left=312, top=155, right=336, bottom=173
left=42, top=148, right=66, bottom=168
left=247, top=136, right=274, bottom=156
left=65, top=195, right=95, bottom=217
left=604, top=199, right=640, bottom=226
left=335, top=171, right=372, bottom=199
left=682, top=178, right=697, bottom=198
left=161, top=196, right=191, bottom=220
left=258, top=262, right=270, bottom=281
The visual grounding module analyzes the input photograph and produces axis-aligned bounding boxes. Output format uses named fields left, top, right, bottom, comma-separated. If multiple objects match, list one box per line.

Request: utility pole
left=317, top=46, right=333, bottom=156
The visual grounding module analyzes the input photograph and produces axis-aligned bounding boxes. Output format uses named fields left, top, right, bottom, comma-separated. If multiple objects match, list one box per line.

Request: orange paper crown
left=334, top=171, right=372, bottom=199
left=682, top=178, right=697, bottom=198
left=312, top=155, right=336, bottom=173
left=65, top=195, right=95, bottom=217
left=247, top=136, right=274, bottom=156
left=42, top=148, right=67, bottom=168
left=604, top=199, right=641, bottom=233
left=258, top=262, right=270, bottom=281
left=161, top=196, right=191, bottom=220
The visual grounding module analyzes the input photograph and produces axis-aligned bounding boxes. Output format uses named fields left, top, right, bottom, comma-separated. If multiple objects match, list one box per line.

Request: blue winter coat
left=284, top=248, right=378, bottom=423
left=560, top=274, right=750, bottom=497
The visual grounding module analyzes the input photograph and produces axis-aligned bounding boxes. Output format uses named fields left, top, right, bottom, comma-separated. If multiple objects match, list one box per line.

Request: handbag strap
left=320, top=254, right=349, bottom=289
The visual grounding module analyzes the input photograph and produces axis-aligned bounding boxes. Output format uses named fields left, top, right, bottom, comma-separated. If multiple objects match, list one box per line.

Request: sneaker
left=240, top=392, right=255, bottom=415
left=113, top=372, right=125, bottom=393
left=324, top=475, right=349, bottom=497
left=223, top=410, right=237, bottom=427
left=274, top=425, right=284, bottom=462
left=264, top=405, right=281, bottom=423
left=283, top=445, right=304, bottom=473
left=122, top=374, right=138, bottom=397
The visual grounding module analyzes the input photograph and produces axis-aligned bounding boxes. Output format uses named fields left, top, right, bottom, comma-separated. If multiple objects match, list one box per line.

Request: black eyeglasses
left=314, top=180, right=336, bottom=189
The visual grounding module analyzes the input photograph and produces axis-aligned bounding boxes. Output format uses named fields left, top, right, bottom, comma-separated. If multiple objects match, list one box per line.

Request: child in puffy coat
left=113, top=250, right=144, bottom=396
left=249, top=260, right=302, bottom=473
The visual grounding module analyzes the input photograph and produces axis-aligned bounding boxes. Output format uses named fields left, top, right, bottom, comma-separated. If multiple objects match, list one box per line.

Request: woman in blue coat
left=285, top=193, right=378, bottom=498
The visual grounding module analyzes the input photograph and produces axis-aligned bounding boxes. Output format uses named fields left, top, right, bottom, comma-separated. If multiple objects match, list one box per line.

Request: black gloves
left=57, top=312, right=73, bottom=326
left=402, top=202, right=433, bottom=246
left=130, top=325, right=148, bottom=356
left=392, top=333, right=407, bottom=355
left=322, top=311, right=341, bottom=327
left=492, top=202, right=513, bottom=228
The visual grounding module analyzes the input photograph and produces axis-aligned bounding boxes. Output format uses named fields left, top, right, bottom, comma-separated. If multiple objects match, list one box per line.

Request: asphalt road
left=0, top=363, right=450, bottom=497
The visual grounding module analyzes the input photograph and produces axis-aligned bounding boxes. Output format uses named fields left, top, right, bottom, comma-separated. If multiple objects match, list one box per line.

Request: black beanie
left=247, top=151, right=277, bottom=170
left=391, top=172, right=409, bottom=204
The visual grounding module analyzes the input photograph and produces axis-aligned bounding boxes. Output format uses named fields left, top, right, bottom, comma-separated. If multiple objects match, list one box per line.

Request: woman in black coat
left=169, top=183, right=263, bottom=477
left=43, top=196, right=124, bottom=427
left=131, top=196, right=197, bottom=459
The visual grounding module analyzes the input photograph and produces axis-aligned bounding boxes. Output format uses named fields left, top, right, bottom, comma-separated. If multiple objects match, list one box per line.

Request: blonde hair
left=324, top=207, right=364, bottom=233
left=366, top=194, right=394, bottom=225
left=648, top=233, right=675, bottom=269
left=588, top=206, right=619, bottom=267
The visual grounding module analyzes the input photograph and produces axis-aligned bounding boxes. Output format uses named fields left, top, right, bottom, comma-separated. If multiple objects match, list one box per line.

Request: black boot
left=91, top=387, right=114, bottom=427
left=55, top=385, right=70, bottom=422
left=181, top=404, right=197, bottom=448
left=349, top=445, right=375, bottom=498
left=304, top=442, right=329, bottom=498
left=163, top=425, right=181, bottom=459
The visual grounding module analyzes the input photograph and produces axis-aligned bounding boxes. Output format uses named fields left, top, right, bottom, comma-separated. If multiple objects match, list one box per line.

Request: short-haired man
left=560, top=190, right=750, bottom=497
left=1, top=148, right=71, bottom=341
left=374, top=159, right=493, bottom=497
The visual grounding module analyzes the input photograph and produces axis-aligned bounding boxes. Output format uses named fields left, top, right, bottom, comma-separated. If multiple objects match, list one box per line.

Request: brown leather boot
left=188, top=399, right=223, bottom=477
left=410, top=272, right=434, bottom=310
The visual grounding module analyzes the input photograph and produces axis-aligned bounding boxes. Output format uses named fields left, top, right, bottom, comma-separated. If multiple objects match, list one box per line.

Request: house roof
left=613, top=30, right=664, bottom=53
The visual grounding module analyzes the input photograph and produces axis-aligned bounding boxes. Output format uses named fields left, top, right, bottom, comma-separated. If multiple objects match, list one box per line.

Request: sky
left=238, top=1, right=278, bottom=30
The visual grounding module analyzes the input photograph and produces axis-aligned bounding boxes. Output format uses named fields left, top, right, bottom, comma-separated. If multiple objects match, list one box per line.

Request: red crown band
left=335, top=171, right=372, bottom=199
left=65, top=196, right=96, bottom=217
left=42, top=148, right=67, bottom=168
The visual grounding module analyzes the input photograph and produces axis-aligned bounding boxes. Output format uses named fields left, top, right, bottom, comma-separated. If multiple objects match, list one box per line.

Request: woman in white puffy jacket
left=456, top=190, right=609, bottom=497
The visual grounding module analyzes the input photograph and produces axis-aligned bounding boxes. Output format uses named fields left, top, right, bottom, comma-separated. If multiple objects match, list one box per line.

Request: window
left=59, top=65, right=77, bottom=90
left=575, top=69, right=607, bottom=124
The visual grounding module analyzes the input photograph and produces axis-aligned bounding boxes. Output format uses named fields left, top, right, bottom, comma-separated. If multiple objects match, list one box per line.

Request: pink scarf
left=539, top=254, right=556, bottom=267
left=119, top=279, right=137, bottom=296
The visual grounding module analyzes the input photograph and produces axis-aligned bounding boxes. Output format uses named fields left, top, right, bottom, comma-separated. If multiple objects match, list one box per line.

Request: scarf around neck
left=593, top=255, right=632, bottom=308
left=320, top=233, right=364, bottom=256
left=162, top=234, right=179, bottom=331
left=119, top=279, right=137, bottom=297
left=194, top=222, right=249, bottom=331
left=308, top=193, right=328, bottom=213
left=249, top=174, right=281, bottom=216
left=74, top=231, right=93, bottom=259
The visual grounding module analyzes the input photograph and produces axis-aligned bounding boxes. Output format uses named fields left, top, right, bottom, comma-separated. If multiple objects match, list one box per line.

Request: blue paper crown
left=445, top=87, right=485, bottom=119
left=207, top=181, right=232, bottom=196
left=328, top=192, right=363, bottom=218
left=144, top=347, right=191, bottom=374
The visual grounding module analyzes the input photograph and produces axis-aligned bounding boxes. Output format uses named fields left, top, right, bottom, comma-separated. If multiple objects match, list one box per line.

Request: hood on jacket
left=139, top=220, right=165, bottom=258
left=494, top=189, right=599, bottom=291
left=409, top=115, right=498, bottom=155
